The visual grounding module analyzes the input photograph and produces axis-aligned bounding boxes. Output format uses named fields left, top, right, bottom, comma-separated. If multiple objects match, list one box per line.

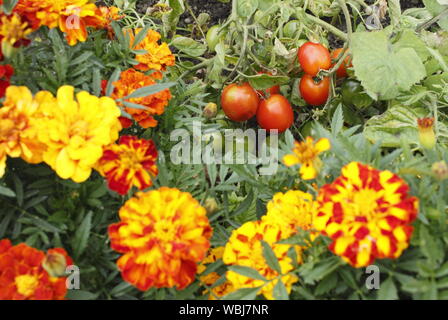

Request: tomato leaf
left=246, top=73, right=289, bottom=90
left=171, top=36, right=207, bottom=57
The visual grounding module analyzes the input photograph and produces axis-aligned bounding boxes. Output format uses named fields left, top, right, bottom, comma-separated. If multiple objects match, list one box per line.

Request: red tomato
left=298, top=42, right=331, bottom=76
left=221, top=83, right=260, bottom=122
left=256, top=71, right=280, bottom=98
left=330, top=48, right=353, bottom=78
left=257, top=94, right=294, bottom=133
left=299, top=74, right=330, bottom=106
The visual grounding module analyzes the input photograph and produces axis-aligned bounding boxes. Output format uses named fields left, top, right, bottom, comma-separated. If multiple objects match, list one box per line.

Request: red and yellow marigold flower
left=95, top=6, right=123, bottom=37
left=283, top=137, right=331, bottom=180
left=111, top=68, right=171, bottom=128
left=0, top=239, right=73, bottom=300
left=37, top=85, right=122, bottom=182
left=198, top=246, right=234, bottom=300
left=262, top=190, right=316, bottom=240
left=313, top=162, right=419, bottom=268
left=0, top=64, right=13, bottom=98
left=108, top=187, right=213, bottom=291
left=0, top=86, right=52, bottom=177
left=223, top=220, right=299, bottom=300
left=0, top=13, right=33, bottom=58
left=128, top=28, right=175, bottom=72
left=417, top=117, right=436, bottom=149
left=96, top=135, right=158, bottom=195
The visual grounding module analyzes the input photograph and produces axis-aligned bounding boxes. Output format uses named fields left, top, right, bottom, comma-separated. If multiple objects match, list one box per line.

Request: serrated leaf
left=237, top=0, right=259, bottom=17
left=351, top=30, right=426, bottom=100
left=377, top=277, right=398, bottom=300
left=228, top=265, right=267, bottom=281
left=0, top=186, right=16, bottom=198
left=171, top=37, right=207, bottom=57
left=331, top=104, right=344, bottom=135
left=72, top=211, right=92, bottom=259
left=273, top=279, right=289, bottom=300
left=261, top=240, right=282, bottom=274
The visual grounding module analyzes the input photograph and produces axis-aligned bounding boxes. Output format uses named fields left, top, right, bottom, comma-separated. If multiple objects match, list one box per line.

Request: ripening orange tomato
left=221, top=82, right=259, bottom=122
left=330, top=48, right=353, bottom=78
left=298, top=42, right=331, bottom=76
left=299, top=74, right=330, bottom=106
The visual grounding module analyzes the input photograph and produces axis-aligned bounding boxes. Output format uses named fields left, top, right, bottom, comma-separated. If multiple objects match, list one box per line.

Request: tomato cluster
left=220, top=80, right=294, bottom=133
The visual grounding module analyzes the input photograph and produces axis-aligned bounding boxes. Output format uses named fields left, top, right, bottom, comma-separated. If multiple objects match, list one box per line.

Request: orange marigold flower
left=223, top=220, right=300, bottom=300
left=128, top=28, right=175, bottom=72
left=108, top=187, right=213, bottom=290
left=95, top=6, right=123, bottom=30
left=417, top=117, right=436, bottom=149
left=262, top=190, right=316, bottom=240
left=198, top=247, right=234, bottom=300
left=283, top=137, right=331, bottom=180
left=111, top=68, right=171, bottom=128
left=313, top=162, right=419, bottom=268
left=0, top=239, right=73, bottom=300
left=96, top=135, right=158, bottom=195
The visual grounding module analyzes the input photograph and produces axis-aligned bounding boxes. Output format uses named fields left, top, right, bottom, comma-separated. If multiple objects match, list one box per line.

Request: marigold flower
left=108, top=187, right=212, bottom=290
left=313, top=162, right=419, bottom=268
left=283, top=137, right=331, bottom=180
left=95, top=6, right=123, bottom=37
left=37, top=85, right=121, bottom=182
left=0, top=13, right=33, bottom=58
left=262, top=190, right=316, bottom=240
left=417, top=117, right=436, bottom=149
left=432, top=161, right=448, bottom=180
left=0, top=64, right=13, bottom=98
left=223, top=220, right=299, bottom=300
left=111, top=68, right=171, bottom=128
left=0, top=86, right=51, bottom=177
left=96, top=135, right=158, bottom=195
left=198, top=247, right=234, bottom=300
left=128, top=28, right=175, bottom=72
left=0, top=239, right=73, bottom=300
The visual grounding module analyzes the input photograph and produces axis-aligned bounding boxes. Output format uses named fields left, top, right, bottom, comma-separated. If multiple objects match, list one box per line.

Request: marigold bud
left=204, top=198, right=219, bottom=214
left=1, top=42, right=16, bottom=59
left=42, top=250, right=68, bottom=277
left=417, top=117, right=436, bottom=149
left=432, top=161, right=448, bottom=180
left=203, top=102, right=218, bottom=119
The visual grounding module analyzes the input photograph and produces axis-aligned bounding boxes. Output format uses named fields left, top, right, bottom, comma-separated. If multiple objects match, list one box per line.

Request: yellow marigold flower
left=108, top=187, right=213, bottom=291
left=262, top=190, right=316, bottom=240
left=283, top=137, right=330, bottom=180
left=223, top=220, right=299, bottom=300
left=128, top=28, right=175, bottom=72
left=314, top=162, right=419, bottom=268
left=0, top=86, right=49, bottom=177
left=111, top=68, right=172, bottom=128
left=0, top=13, right=33, bottom=45
left=96, top=135, right=158, bottom=195
left=417, top=117, right=436, bottom=149
left=37, top=86, right=121, bottom=183
left=198, top=247, right=234, bottom=300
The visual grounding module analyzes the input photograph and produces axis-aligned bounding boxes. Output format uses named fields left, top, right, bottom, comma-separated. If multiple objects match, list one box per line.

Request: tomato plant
left=256, top=94, right=294, bottom=133
left=220, top=82, right=259, bottom=122
left=330, top=48, right=352, bottom=78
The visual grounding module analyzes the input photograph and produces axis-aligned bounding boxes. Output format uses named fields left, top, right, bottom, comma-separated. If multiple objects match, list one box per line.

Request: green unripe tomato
left=206, top=25, right=223, bottom=52
left=341, top=79, right=373, bottom=109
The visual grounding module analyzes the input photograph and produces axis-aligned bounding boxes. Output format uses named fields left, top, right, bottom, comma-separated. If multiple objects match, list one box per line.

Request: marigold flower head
left=111, top=68, right=171, bottom=128
left=198, top=247, right=234, bottom=300
left=283, top=137, right=331, bottom=180
left=0, top=13, right=33, bottom=58
left=313, top=162, right=419, bottom=268
left=417, top=117, right=436, bottom=149
left=108, top=187, right=212, bottom=290
left=95, top=6, right=123, bottom=34
left=96, top=135, right=158, bottom=195
left=128, top=28, right=175, bottom=72
left=37, top=85, right=122, bottom=182
left=0, top=239, right=73, bottom=300
left=0, top=86, right=50, bottom=177
left=223, top=220, right=299, bottom=300
left=262, top=190, right=316, bottom=240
